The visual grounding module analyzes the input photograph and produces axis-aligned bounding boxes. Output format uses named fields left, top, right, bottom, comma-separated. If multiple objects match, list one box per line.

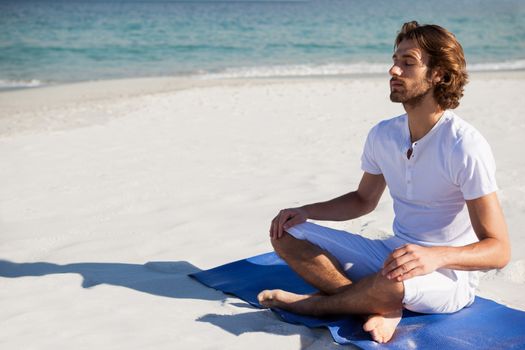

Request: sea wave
left=199, top=63, right=391, bottom=79
left=468, top=59, right=525, bottom=72
left=1, top=59, right=523, bottom=89
left=199, top=59, right=525, bottom=79
left=0, top=79, right=44, bottom=89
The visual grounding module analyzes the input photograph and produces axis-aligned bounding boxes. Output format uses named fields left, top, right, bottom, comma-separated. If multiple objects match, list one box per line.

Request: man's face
left=389, top=39, right=434, bottom=106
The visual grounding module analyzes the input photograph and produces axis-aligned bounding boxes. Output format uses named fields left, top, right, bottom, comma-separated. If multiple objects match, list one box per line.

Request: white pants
left=287, top=222, right=478, bottom=314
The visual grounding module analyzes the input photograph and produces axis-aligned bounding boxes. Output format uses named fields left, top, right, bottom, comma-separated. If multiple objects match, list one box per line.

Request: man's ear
left=431, top=67, right=445, bottom=85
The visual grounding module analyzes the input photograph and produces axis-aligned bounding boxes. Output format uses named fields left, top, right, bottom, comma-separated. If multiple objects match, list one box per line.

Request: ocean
left=1, top=0, right=524, bottom=89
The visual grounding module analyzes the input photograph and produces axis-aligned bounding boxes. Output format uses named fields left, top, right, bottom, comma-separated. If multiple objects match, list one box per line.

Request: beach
left=1, top=71, right=524, bottom=348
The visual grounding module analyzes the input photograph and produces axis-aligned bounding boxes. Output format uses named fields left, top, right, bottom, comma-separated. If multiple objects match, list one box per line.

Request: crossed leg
left=257, top=232, right=404, bottom=343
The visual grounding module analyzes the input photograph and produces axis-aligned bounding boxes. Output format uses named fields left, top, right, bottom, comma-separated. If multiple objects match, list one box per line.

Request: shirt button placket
left=406, top=141, right=417, bottom=199
left=406, top=160, right=413, bottom=199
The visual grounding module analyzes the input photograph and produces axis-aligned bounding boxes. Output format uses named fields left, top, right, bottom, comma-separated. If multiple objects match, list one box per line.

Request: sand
left=1, top=71, right=524, bottom=349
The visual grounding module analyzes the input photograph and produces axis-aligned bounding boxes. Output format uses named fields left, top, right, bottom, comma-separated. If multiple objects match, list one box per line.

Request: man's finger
left=385, top=259, right=418, bottom=280
left=276, top=217, right=284, bottom=238
left=383, top=247, right=409, bottom=269
left=395, top=267, right=424, bottom=282
left=278, top=210, right=292, bottom=227
left=277, top=212, right=293, bottom=238
left=270, top=217, right=279, bottom=239
left=382, top=253, right=413, bottom=276
left=283, top=215, right=303, bottom=230
left=391, top=245, right=410, bottom=258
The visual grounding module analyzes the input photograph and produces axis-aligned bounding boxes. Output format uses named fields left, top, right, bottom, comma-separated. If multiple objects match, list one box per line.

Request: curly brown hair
left=395, top=21, right=469, bottom=110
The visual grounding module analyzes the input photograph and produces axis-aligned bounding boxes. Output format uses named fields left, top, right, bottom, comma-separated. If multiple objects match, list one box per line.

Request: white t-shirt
left=361, top=110, right=498, bottom=247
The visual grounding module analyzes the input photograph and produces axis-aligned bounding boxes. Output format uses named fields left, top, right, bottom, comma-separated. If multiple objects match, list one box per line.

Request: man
left=257, top=21, right=510, bottom=343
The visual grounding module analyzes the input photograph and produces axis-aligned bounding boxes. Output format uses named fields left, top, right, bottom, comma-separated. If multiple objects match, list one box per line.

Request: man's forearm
left=383, top=237, right=510, bottom=282
left=439, top=238, right=510, bottom=271
left=301, top=191, right=376, bottom=222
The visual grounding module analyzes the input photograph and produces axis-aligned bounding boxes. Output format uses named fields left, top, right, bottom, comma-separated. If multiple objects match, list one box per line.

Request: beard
left=390, top=76, right=433, bottom=107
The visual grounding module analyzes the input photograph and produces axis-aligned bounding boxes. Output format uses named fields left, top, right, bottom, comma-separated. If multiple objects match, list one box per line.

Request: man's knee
left=270, top=231, right=297, bottom=258
left=368, top=272, right=404, bottom=311
left=271, top=231, right=326, bottom=262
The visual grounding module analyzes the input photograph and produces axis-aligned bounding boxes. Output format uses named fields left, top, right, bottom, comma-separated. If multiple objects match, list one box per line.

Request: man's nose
left=389, top=65, right=402, bottom=77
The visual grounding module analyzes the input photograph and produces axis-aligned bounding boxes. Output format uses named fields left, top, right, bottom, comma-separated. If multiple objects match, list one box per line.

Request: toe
left=257, top=290, right=275, bottom=306
left=363, top=316, right=380, bottom=332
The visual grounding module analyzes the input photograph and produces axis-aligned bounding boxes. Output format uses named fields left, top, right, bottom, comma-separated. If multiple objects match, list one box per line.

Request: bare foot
left=257, top=289, right=312, bottom=313
left=362, top=309, right=402, bottom=343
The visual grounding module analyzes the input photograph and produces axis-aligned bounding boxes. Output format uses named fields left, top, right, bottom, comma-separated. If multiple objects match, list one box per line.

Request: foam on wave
left=199, top=59, right=525, bottom=79
left=0, top=79, right=44, bottom=89
left=468, top=59, right=525, bottom=72
left=1, top=59, right=523, bottom=89
left=199, top=63, right=390, bottom=79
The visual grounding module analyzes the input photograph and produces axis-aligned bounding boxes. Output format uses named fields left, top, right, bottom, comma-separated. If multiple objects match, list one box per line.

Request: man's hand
left=269, top=207, right=308, bottom=239
left=382, top=244, right=445, bottom=282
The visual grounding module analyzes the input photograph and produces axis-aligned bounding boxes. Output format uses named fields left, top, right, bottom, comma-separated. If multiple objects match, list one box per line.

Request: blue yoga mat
left=190, top=252, right=525, bottom=349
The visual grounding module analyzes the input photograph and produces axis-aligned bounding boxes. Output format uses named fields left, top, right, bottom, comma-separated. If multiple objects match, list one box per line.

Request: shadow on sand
left=196, top=310, right=337, bottom=349
left=0, top=259, right=340, bottom=349
left=0, top=259, right=222, bottom=301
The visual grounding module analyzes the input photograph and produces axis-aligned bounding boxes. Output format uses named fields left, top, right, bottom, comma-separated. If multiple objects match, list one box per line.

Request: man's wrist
left=299, top=205, right=311, bottom=219
left=433, top=246, right=455, bottom=269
